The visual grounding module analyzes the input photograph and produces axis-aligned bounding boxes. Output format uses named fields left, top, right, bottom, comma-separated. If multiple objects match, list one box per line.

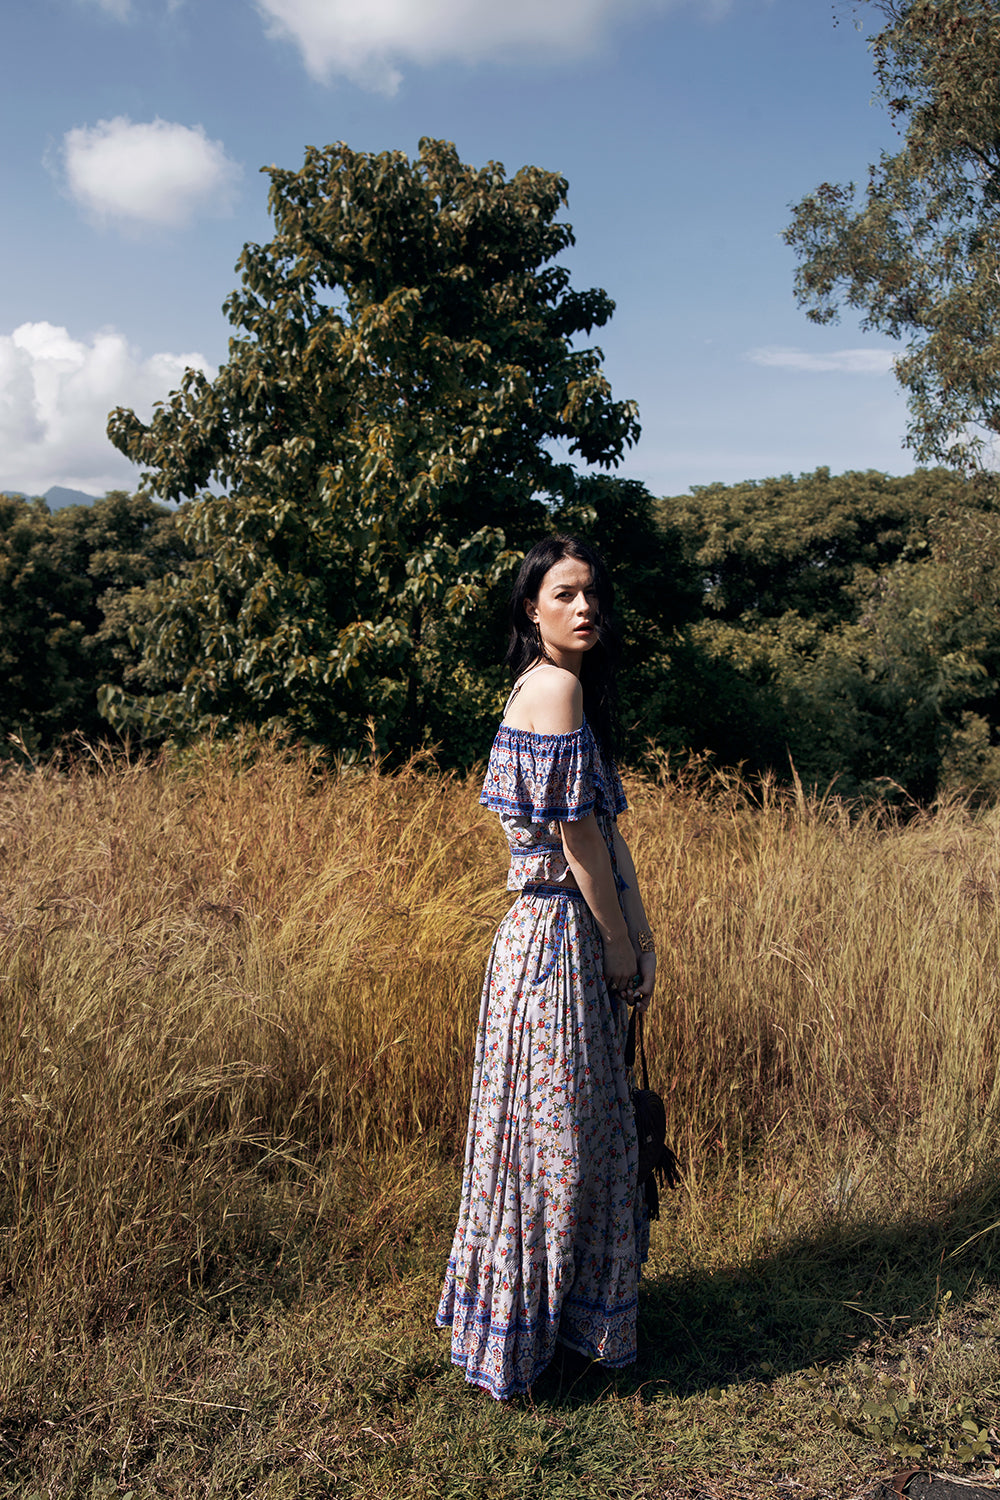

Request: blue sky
left=0, top=0, right=911, bottom=499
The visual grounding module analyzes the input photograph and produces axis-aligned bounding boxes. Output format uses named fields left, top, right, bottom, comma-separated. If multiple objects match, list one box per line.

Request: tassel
left=659, top=1145, right=682, bottom=1191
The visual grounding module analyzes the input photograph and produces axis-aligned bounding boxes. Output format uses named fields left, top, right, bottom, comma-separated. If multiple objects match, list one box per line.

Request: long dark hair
left=505, top=534, right=621, bottom=764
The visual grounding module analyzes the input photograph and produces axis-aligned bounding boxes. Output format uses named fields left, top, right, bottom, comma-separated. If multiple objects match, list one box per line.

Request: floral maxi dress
left=435, top=718, right=646, bottom=1400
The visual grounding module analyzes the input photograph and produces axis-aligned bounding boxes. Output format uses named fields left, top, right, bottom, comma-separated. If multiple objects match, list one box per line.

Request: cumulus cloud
left=749, top=346, right=897, bottom=376
left=60, top=117, right=241, bottom=231
left=253, top=0, right=729, bottom=91
left=0, top=322, right=214, bottom=497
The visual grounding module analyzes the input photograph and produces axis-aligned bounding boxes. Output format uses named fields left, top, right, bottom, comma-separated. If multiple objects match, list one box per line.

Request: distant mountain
left=44, top=485, right=99, bottom=509
left=0, top=485, right=99, bottom=509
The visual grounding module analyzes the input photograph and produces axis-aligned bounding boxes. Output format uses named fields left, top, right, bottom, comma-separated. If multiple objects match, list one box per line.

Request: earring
left=532, top=620, right=552, bottom=663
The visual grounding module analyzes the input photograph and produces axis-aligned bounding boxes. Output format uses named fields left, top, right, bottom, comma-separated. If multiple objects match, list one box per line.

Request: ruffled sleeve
left=480, top=720, right=623, bottom=823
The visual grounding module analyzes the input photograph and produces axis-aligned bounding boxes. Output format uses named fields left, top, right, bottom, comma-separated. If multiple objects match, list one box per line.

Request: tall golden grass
left=2, top=738, right=1000, bottom=1328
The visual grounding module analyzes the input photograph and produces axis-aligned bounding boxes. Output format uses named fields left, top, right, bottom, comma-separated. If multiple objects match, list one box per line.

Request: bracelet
left=636, top=928, right=655, bottom=955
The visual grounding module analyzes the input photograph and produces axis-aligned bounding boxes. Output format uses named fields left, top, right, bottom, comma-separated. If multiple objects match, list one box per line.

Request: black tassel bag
left=624, top=1005, right=681, bottom=1220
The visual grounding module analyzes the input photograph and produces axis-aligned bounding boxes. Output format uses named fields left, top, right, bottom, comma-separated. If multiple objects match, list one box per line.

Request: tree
left=785, top=1, right=1000, bottom=468
left=655, top=466, right=968, bottom=625
left=105, top=138, right=641, bottom=756
left=0, top=491, right=185, bottom=755
left=649, top=467, right=1000, bottom=795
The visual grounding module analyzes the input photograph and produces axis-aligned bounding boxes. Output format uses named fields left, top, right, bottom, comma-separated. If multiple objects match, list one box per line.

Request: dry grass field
left=2, top=738, right=1000, bottom=1498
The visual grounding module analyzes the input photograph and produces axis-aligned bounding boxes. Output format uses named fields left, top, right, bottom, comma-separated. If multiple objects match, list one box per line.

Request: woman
left=436, top=534, right=657, bottom=1400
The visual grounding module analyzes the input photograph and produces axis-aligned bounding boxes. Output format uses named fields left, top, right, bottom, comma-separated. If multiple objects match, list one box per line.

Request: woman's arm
left=560, top=816, right=636, bottom=994
left=518, top=667, right=637, bottom=994
left=613, top=825, right=656, bottom=1011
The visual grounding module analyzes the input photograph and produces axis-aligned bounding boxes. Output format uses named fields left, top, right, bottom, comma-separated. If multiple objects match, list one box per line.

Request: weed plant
left=1, top=739, right=999, bottom=1497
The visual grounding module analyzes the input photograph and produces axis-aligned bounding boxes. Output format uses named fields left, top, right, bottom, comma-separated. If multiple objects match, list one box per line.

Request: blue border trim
left=479, top=716, right=627, bottom=822
left=481, top=792, right=597, bottom=822
left=521, top=882, right=585, bottom=900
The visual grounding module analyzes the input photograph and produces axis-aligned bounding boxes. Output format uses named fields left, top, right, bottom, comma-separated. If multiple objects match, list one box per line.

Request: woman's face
left=526, top=555, right=600, bottom=667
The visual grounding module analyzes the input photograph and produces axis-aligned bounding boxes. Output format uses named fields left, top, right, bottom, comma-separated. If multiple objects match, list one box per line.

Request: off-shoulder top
left=480, top=716, right=627, bottom=891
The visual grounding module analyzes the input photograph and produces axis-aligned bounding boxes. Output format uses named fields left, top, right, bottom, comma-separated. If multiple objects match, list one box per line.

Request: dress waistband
left=521, top=882, right=585, bottom=901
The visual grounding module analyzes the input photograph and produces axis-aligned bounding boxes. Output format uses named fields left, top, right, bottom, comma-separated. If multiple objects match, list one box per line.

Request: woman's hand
left=632, top=949, right=656, bottom=1012
left=603, top=932, right=639, bottom=998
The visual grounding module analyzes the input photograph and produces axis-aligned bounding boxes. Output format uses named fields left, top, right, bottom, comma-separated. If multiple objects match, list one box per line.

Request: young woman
left=436, top=534, right=657, bottom=1400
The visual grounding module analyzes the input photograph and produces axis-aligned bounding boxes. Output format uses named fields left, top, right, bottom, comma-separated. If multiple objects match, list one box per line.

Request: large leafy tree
left=785, top=0, right=1000, bottom=468
left=106, top=138, right=641, bottom=755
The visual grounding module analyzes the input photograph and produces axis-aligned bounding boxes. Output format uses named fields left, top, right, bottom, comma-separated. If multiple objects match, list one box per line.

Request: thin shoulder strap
left=502, top=661, right=552, bottom=716
left=624, top=1005, right=650, bottom=1090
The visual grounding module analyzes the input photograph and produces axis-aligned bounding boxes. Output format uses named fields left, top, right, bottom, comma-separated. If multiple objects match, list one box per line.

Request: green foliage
left=0, top=491, right=184, bottom=755
left=808, top=1350, right=995, bottom=1467
left=658, top=466, right=965, bottom=625
left=778, top=4, right=1000, bottom=793
left=786, top=0, right=1000, bottom=467
left=105, top=137, right=645, bottom=758
left=651, top=466, right=1000, bottom=796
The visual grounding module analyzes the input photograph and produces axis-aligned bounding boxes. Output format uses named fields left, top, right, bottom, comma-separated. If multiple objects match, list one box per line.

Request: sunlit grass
left=2, top=738, right=1000, bottom=1497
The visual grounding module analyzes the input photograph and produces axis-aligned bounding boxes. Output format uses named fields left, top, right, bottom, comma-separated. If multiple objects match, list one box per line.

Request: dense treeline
left=654, top=466, right=1000, bottom=799
left=0, top=490, right=186, bottom=756
left=5, top=466, right=1000, bottom=800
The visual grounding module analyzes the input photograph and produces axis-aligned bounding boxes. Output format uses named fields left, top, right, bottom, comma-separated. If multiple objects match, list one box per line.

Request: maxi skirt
left=436, top=886, right=647, bottom=1400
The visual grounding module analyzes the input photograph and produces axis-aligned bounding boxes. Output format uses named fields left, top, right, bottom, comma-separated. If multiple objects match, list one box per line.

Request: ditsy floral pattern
left=436, top=725, right=647, bottom=1401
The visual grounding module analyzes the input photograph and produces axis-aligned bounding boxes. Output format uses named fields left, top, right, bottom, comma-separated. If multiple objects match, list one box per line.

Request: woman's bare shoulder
left=508, top=665, right=582, bottom=735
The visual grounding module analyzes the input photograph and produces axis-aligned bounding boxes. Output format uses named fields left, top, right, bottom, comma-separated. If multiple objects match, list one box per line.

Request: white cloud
left=60, top=117, right=241, bottom=231
left=253, top=0, right=729, bottom=90
left=749, top=346, right=897, bottom=376
left=0, top=322, right=214, bottom=497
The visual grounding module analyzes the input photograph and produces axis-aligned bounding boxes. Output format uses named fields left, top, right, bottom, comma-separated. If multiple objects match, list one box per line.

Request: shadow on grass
left=528, top=1169, right=1000, bottom=1407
